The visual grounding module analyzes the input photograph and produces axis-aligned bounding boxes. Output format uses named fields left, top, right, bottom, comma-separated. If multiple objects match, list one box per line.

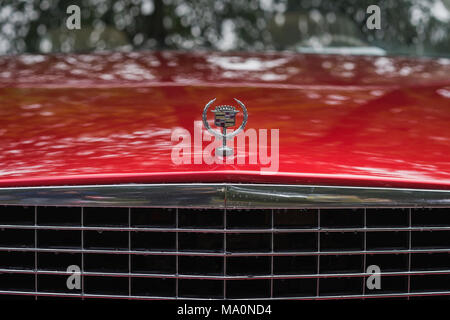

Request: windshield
left=0, top=0, right=449, bottom=58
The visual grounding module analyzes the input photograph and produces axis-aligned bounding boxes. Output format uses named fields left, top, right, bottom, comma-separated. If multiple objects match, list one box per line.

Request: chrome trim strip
left=242, top=291, right=450, bottom=300
left=226, top=184, right=450, bottom=208
left=0, top=183, right=449, bottom=208
left=0, top=247, right=448, bottom=256
left=0, top=290, right=449, bottom=300
left=1, top=224, right=450, bottom=233
left=1, top=268, right=449, bottom=280
left=0, top=291, right=174, bottom=300
left=0, top=184, right=225, bottom=208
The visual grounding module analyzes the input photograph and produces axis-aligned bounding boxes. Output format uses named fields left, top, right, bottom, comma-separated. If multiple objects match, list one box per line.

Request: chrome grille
left=0, top=206, right=449, bottom=299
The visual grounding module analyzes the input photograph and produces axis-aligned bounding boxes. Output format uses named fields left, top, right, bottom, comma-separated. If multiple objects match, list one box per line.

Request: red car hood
left=0, top=51, right=450, bottom=189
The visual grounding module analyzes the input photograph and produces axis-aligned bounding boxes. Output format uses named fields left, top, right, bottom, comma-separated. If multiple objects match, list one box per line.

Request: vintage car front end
left=0, top=51, right=449, bottom=300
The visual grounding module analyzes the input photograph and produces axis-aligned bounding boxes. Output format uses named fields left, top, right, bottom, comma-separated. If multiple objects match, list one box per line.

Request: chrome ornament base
left=215, top=146, right=234, bottom=157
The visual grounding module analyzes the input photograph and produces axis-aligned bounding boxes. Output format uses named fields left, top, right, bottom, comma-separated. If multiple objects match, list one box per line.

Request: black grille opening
left=0, top=206, right=34, bottom=225
left=0, top=206, right=449, bottom=300
left=227, top=209, right=271, bottom=229
left=38, top=230, right=81, bottom=249
left=227, top=233, right=271, bottom=253
left=131, top=208, right=175, bottom=228
left=273, top=279, right=316, bottom=298
left=179, top=279, right=223, bottom=299
left=274, top=256, right=317, bottom=275
left=85, top=276, right=129, bottom=295
left=320, top=209, right=364, bottom=228
left=412, top=231, right=450, bottom=249
left=0, top=229, right=34, bottom=248
left=131, top=278, right=175, bottom=297
left=179, top=256, right=223, bottom=275
left=37, top=207, right=80, bottom=226
left=84, top=207, right=128, bottom=227
left=366, top=231, right=409, bottom=250
left=84, top=231, right=128, bottom=250
left=412, top=208, right=450, bottom=226
left=38, top=252, right=81, bottom=271
left=0, top=274, right=34, bottom=291
left=131, top=255, right=176, bottom=274
left=227, top=280, right=271, bottom=299
left=84, top=253, right=128, bottom=273
left=411, top=274, right=450, bottom=293
left=366, top=208, right=409, bottom=227
left=370, top=275, right=408, bottom=294
left=227, top=256, right=271, bottom=276
left=0, top=251, right=34, bottom=270
left=131, top=232, right=175, bottom=251
left=319, top=277, right=362, bottom=296
left=179, top=233, right=223, bottom=252
left=321, top=232, right=364, bottom=251
left=274, top=209, right=317, bottom=229
left=320, top=255, right=363, bottom=274
left=179, top=209, right=223, bottom=229
left=274, top=233, right=317, bottom=252
left=366, top=254, right=408, bottom=272
left=38, top=274, right=74, bottom=294
left=411, top=253, right=450, bottom=271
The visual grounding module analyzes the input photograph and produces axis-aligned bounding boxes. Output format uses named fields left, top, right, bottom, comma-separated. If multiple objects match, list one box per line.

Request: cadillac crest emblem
left=202, top=98, right=248, bottom=157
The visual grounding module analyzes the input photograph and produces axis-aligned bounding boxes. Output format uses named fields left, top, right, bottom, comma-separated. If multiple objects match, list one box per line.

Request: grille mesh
left=0, top=206, right=449, bottom=299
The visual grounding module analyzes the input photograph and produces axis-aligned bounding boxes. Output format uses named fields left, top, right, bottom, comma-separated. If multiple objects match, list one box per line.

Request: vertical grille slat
left=0, top=206, right=448, bottom=300
left=362, top=208, right=367, bottom=297
left=128, top=208, right=131, bottom=299
left=270, top=209, right=274, bottom=299
left=175, top=208, right=178, bottom=299
left=407, top=208, right=412, bottom=299
left=223, top=207, right=227, bottom=299
left=34, top=206, right=37, bottom=300
left=316, top=209, right=321, bottom=297
left=81, top=207, right=84, bottom=299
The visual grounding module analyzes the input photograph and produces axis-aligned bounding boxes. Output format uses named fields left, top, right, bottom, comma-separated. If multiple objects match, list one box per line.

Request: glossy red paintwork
left=0, top=51, right=450, bottom=188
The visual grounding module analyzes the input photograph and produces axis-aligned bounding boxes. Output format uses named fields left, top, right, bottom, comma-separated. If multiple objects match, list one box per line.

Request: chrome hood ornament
left=202, top=98, right=248, bottom=157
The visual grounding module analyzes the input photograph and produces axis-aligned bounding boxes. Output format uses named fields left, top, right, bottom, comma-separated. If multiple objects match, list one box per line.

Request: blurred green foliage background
left=0, top=0, right=449, bottom=57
